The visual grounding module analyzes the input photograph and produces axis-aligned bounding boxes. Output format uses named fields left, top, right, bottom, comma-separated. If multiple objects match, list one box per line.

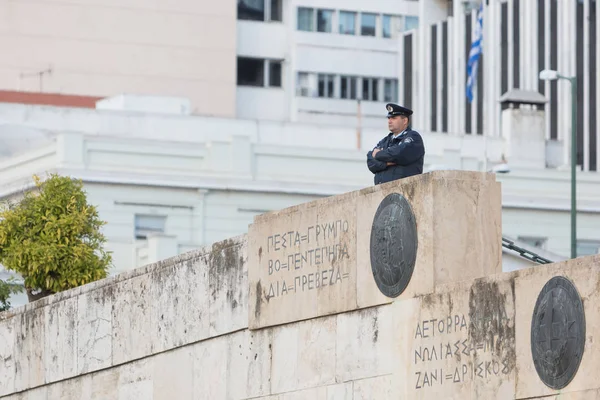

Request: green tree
left=0, top=174, right=112, bottom=302
left=0, top=278, right=24, bottom=312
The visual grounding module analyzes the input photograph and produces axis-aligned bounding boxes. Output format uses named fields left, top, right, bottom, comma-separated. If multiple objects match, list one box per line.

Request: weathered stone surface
left=0, top=317, right=15, bottom=396
left=227, top=329, right=272, bottom=400
left=271, top=316, right=337, bottom=394
left=209, top=238, right=248, bottom=337
left=353, top=375, right=395, bottom=399
left=357, top=172, right=502, bottom=309
left=250, top=171, right=502, bottom=330
left=7, top=172, right=600, bottom=400
left=153, top=348, right=194, bottom=400
left=45, top=297, right=78, bottom=382
left=398, top=276, right=516, bottom=399
left=515, top=258, right=600, bottom=398
left=192, top=336, right=227, bottom=399
left=152, top=254, right=210, bottom=353
left=77, top=284, right=113, bottom=374
left=112, top=274, right=156, bottom=365
left=14, top=307, right=46, bottom=391
left=280, top=383, right=353, bottom=400
left=336, top=306, right=394, bottom=382
left=249, top=192, right=358, bottom=330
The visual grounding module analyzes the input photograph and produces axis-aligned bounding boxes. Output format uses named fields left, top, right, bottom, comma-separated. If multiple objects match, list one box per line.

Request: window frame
left=237, top=57, right=283, bottom=88
left=238, top=0, right=283, bottom=22
left=360, top=12, right=377, bottom=37
left=338, top=10, right=357, bottom=35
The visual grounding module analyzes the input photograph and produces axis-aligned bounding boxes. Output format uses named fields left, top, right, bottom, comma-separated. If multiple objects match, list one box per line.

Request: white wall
left=236, top=87, right=289, bottom=121
left=237, top=21, right=288, bottom=59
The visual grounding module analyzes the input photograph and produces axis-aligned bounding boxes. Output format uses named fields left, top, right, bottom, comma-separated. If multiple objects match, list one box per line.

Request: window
left=298, top=7, right=314, bottom=31
left=577, top=240, right=600, bottom=256
left=297, top=72, right=311, bottom=96
left=341, top=76, right=357, bottom=99
left=237, top=57, right=282, bottom=88
left=318, top=74, right=335, bottom=98
left=317, top=9, right=333, bottom=32
left=384, top=79, right=398, bottom=102
left=135, top=215, right=166, bottom=240
left=404, top=16, right=419, bottom=31
left=237, top=57, right=264, bottom=87
left=382, top=15, right=392, bottom=38
left=339, top=11, right=356, bottom=35
left=238, top=0, right=282, bottom=22
left=269, top=61, right=282, bottom=87
left=362, top=78, right=379, bottom=101
left=361, top=13, right=377, bottom=36
left=238, top=0, right=264, bottom=21
left=270, top=0, right=282, bottom=21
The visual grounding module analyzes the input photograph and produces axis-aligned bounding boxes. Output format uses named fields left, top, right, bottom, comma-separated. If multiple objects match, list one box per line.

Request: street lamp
left=538, top=69, right=578, bottom=259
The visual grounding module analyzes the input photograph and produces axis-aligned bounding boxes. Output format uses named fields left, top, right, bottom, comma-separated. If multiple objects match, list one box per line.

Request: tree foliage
left=0, top=174, right=112, bottom=302
left=0, top=278, right=24, bottom=312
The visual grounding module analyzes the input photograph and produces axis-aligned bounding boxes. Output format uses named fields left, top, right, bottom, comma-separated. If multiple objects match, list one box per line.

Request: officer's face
left=387, top=115, right=407, bottom=133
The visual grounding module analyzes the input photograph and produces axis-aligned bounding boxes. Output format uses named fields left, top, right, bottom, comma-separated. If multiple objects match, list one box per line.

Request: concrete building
left=236, top=0, right=419, bottom=128
left=0, top=0, right=237, bottom=117
left=411, top=0, right=599, bottom=171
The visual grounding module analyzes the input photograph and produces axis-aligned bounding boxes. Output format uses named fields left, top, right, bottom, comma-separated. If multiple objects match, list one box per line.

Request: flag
left=466, top=3, right=484, bottom=103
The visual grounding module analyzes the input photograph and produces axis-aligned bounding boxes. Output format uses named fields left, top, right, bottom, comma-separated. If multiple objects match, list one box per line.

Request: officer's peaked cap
left=386, top=103, right=413, bottom=117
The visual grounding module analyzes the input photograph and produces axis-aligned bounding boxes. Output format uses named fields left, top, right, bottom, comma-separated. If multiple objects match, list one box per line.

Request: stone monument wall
left=0, top=171, right=597, bottom=399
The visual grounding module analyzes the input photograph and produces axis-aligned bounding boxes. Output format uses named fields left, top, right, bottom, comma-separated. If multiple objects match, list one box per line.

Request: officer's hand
left=372, top=148, right=381, bottom=156
left=386, top=162, right=396, bottom=166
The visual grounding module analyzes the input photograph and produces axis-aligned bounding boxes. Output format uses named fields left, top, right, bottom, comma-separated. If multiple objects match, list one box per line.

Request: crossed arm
left=366, top=146, right=396, bottom=174
left=373, top=135, right=424, bottom=166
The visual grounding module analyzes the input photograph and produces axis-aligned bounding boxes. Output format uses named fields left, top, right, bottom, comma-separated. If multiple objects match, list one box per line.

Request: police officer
left=366, top=103, right=425, bottom=185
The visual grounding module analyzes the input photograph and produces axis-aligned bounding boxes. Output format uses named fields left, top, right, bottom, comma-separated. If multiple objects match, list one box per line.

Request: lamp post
left=539, top=69, right=578, bottom=259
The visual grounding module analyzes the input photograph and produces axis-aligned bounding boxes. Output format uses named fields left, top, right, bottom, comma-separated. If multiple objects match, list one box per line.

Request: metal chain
left=502, top=237, right=553, bottom=265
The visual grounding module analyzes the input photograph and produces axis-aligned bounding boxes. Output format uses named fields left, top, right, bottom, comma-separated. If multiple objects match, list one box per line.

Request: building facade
left=236, top=0, right=419, bottom=128
left=0, top=0, right=237, bottom=117
left=408, top=0, right=599, bottom=172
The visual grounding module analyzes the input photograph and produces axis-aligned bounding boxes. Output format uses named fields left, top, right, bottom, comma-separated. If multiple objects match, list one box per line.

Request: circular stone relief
left=369, top=193, right=418, bottom=298
left=530, top=276, right=586, bottom=390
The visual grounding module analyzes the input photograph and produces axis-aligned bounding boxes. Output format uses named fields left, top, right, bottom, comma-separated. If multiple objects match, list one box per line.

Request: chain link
left=502, top=237, right=553, bottom=265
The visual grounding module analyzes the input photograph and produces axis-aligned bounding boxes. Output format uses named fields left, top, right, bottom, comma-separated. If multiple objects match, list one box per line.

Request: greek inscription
left=266, top=219, right=350, bottom=254
left=412, top=313, right=512, bottom=390
left=262, top=218, right=352, bottom=301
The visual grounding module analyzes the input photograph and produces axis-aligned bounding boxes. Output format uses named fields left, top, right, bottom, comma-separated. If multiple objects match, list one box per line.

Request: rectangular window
left=382, top=15, right=392, bottom=38
left=362, top=78, right=379, bottom=101
left=135, top=215, right=166, bottom=240
left=404, top=34, right=413, bottom=109
left=297, top=7, right=314, bottom=31
left=318, top=74, right=335, bottom=98
left=339, top=11, right=356, bottom=35
left=577, top=240, right=600, bottom=256
left=268, top=60, right=282, bottom=87
left=384, top=79, right=398, bottom=102
left=317, top=9, right=333, bottom=32
left=238, top=0, right=265, bottom=21
left=237, top=57, right=264, bottom=87
left=237, top=57, right=281, bottom=88
left=341, top=76, right=357, bottom=99
left=270, top=0, right=282, bottom=21
left=297, top=72, right=311, bottom=96
left=404, top=16, right=419, bottom=31
left=361, top=13, right=377, bottom=36
left=431, top=24, right=438, bottom=131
